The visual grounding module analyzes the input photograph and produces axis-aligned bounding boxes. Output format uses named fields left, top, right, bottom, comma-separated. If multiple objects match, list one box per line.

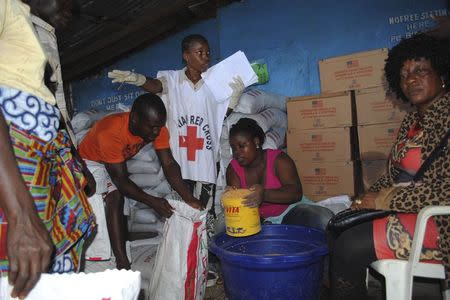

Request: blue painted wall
left=71, top=0, right=448, bottom=113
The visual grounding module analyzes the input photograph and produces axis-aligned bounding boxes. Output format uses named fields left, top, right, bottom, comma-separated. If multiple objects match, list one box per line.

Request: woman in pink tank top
left=226, top=118, right=303, bottom=220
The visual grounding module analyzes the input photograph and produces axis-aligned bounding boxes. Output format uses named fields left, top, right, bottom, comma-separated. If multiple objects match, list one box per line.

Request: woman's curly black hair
left=229, top=118, right=265, bottom=145
left=384, top=33, right=450, bottom=102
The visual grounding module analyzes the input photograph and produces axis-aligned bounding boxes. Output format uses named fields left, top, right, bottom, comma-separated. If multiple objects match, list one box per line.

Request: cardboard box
left=356, top=86, right=413, bottom=125
left=287, top=92, right=353, bottom=130
left=361, top=160, right=387, bottom=191
left=287, top=127, right=353, bottom=162
left=319, top=48, right=388, bottom=93
left=295, top=160, right=356, bottom=201
left=358, top=123, right=400, bottom=160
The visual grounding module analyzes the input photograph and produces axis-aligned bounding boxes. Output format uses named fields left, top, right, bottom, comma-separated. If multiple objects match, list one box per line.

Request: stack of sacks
left=72, top=109, right=111, bottom=146
left=220, top=89, right=288, bottom=166
left=72, top=108, right=171, bottom=235
left=72, top=103, right=130, bottom=145
left=125, top=143, right=173, bottom=234
left=233, top=89, right=288, bottom=114
left=215, top=88, right=288, bottom=216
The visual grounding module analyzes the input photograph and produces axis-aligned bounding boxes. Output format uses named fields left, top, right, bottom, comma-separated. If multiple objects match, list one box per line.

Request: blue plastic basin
left=209, top=225, right=328, bottom=300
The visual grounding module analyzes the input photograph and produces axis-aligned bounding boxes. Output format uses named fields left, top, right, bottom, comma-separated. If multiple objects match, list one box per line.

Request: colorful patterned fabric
left=0, top=123, right=95, bottom=274
left=373, top=213, right=441, bottom=263
left=391, top=122, right=423, bottom=176
left=0, top=86, right=60, bottom=142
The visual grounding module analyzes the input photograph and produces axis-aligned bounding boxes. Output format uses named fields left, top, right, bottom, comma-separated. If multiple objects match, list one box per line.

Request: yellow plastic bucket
left=222, top=189, right=261, bottom=237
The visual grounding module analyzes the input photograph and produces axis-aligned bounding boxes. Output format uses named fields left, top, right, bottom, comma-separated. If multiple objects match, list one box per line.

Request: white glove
left=228, top=76, right=245, bottom=110
left=108, top=69, right=147, bottom=86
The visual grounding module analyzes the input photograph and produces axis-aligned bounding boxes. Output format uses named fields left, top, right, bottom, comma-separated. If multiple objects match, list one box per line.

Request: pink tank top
left=230, top=149, right=289, bottom=218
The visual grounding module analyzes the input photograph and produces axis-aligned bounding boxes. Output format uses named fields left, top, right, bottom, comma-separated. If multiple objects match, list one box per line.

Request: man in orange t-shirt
left=79, top=93, right=202, bottom=269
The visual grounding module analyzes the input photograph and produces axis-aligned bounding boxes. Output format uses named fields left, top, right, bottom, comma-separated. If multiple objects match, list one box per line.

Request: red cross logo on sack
left=179, top=126, right=204, bottom=161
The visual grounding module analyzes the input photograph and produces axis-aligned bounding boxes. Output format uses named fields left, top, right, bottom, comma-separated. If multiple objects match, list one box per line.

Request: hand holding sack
left=149, top=199, right=208, bottom=300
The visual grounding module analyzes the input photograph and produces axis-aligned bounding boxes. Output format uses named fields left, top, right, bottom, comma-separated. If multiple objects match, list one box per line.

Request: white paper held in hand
left=201, top=51, right=258, bottom=101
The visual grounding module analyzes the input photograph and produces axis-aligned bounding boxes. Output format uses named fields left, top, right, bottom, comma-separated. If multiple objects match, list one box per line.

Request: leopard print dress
left=370, top=92, right=450, bottom=287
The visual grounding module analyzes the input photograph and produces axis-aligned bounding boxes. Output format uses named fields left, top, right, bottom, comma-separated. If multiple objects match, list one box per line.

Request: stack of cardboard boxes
left=287, top=49, right=413, bottom=201
left=355, top=87, right=412, bottom=189
left=287, top=92, right=356, bottom=201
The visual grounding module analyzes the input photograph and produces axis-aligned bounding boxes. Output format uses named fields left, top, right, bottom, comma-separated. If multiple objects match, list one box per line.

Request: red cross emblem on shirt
left=179, top=126, right=204, bottom=161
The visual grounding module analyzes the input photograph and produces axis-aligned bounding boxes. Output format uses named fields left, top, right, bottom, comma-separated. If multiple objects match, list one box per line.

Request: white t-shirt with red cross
left=157, top=69, right=229, bottom=184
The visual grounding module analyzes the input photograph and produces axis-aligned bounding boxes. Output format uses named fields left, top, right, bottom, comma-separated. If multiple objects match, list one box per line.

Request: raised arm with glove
left=227, top=75, right=245, bottom=110
left=108, top=69, right=163, bottom=93
left=108, top=70, right=147, bottom=86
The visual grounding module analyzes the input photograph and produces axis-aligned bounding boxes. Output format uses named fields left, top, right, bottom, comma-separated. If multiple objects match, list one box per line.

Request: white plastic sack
left=129, top=173, right=162, bottom=188
left=128, top=237, right=161, bottom=299
left=255, top=108, right=287, bottom=129
left=128, top=221, right=164, bottom=233
left=84, top=259, right=116, bottom=273
left=124, top=184, right=171, bottom=216
left=85, top=160, right=109, bottom=195
left=224, top=108, right=287, bottom=137
left=262, top=127, right=287, bottom=150
left=75, top=128, right=89, bottom=146
left=71, top=109, right=110, bottom=134
left=132, top=207, right=159, bottom=224
left=234, top=88, right=287, bottom=114
left=127, top=159, right=161, bottom=174
left=220, top=137, right=232, bottom=160
left=0, top=269, right=141, bottom=300
left=85, top=194, right=111, bottom=261
left=149, top=200, right=208, bottom=300
left=316, top=195, right=352, bottom=214
left=132, top=143, right=157, bottom=162
left=149, top=180, right=172, bottom=195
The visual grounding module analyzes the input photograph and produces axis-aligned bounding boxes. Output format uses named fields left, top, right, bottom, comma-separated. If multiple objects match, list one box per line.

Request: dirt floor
left=205, top=276, right=227, bottom=300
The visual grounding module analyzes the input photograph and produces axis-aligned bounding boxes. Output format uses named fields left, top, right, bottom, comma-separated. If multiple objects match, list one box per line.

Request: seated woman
left=225, top=118, right=304, bottom=224
left=329, top=33, right=450, bottom=299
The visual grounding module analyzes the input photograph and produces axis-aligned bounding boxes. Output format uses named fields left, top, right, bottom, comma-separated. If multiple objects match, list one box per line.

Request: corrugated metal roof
left=59, top=0, right=235, bottom=80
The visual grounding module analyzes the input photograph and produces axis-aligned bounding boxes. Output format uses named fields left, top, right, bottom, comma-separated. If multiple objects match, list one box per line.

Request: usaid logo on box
left=314, top=168, right=326, bottom=176
left=311, top=100, right=323, bottom=108
left=346, top=60, right=359, bottom=68
left=387, top=127, right=398, bottom=137
left=311, top=134, right=323, bottom=142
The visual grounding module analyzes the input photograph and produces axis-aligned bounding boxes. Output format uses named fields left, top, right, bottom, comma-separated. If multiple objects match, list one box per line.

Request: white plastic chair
left=370, top=205, right=450, bottom=300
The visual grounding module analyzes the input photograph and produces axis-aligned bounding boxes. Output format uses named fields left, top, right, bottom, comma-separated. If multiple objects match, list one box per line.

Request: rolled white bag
left=234, top=88, right=287, bottom=114
left=0, top=269, right=141, bottom=300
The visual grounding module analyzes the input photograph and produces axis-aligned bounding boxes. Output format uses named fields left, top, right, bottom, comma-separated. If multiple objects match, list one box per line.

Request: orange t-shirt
left=79, top=112, right=169, bottom=164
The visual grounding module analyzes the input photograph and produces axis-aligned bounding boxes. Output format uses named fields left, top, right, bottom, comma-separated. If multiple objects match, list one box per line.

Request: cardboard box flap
left=319, top=48, right=388, bottom=93
left=320, top=48, right=388, bottom=64
left=287, top=127, right=353, bottom=162
left=287, top=92, right=353, bottom=130
left=355, top=86, right=413, bottom=125
left=288, top=91, right=349, bottom=103
left=358, top=122, right=400, bottom=160
left=295, top=160, right=356, bottom=201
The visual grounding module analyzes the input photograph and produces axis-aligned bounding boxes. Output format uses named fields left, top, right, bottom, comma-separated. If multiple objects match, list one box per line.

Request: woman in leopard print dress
left=329, top=34, right=450, bottom=299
